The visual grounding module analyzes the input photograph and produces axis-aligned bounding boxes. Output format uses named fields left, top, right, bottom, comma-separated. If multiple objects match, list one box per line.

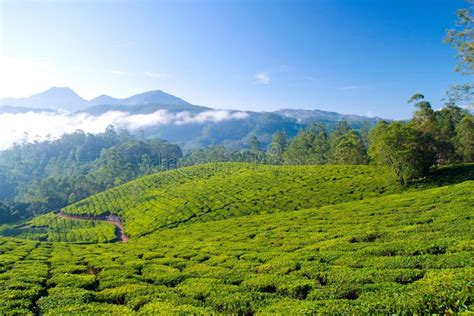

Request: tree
left=247, top=135, right=264, bottom=163
left=333, top=130, right=368, bottom=165
left=95, top=149, right=134, bottom=187
left=435, top=104, right=468, bottom=163
left=409, top=94, right=437, bottom=134
left=284, top=130, right=309, bottom=164
left=329, top=121, right=350, bottom=160
left=369, top=122, right=435, bottom=184
left=310, top=124, right=330, bottom=164
left=444, top=0, right=473, bottom=75
left=444, top=0, right=473, bottom=107
left=359, top=121, right=371, bottom=149
left=283, top=124, right=330, bottom=165
left=409, top=94, right=442, bottom=165
left=456, top=114, right=474, bottom=161
left=267, top=131, right=287, bottom=165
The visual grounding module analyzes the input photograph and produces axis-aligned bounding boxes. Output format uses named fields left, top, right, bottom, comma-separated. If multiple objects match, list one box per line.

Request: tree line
left=182, top=95, right=473, bottom=184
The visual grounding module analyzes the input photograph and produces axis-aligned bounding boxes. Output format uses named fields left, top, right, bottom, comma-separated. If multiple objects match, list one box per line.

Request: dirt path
left=57, top=211, right=129, bottom=242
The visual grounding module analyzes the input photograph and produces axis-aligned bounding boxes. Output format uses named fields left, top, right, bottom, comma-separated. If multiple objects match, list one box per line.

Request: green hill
left=0, top=213, right=117, bottom=243
left=0, top=178, right=472, bottom=314
left=61, top=163, right=473, bottom=238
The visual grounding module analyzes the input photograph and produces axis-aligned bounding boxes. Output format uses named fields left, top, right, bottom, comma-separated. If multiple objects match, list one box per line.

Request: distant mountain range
left=0, top=87, right=191, bottom=112
left=275, top=109, right=383, bottom=124
left=0, top=87, right=384, bottom=149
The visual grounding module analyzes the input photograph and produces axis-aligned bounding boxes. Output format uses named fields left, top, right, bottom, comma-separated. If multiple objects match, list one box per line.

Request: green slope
left=60, top=163, right=473, bottom=238
left=0, top=180, right=472, bottom=314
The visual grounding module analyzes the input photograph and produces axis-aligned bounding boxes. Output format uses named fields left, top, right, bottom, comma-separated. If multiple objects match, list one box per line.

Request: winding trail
left=57, top=211, right=129, bottom=242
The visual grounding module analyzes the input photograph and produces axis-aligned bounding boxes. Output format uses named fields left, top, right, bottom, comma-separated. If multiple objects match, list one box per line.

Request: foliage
left=444, top=0, right=473, bottom=106
left=456, top=114, right=474, bottom=161
left=332, top=130, right=368, bottom=165
left=369, top=122, right=434, bottom=184
left=444, top=0, right=473, bottom=75
left=368, top=96, right=472, bottom=183
left=0, top=127, right=182, bottom=223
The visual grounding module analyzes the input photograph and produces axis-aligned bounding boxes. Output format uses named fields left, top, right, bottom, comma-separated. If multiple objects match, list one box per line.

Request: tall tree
left=369, top=122, right=434, bottom=184
left=247, top=135, right=264, bottom=163
left=456, top=114, right=474, bottom=161
left=329, top=121, right=350, bottom=161
left=333, top=130, right=368, bottom=165
left=248, top=135, right=261, bottom=154
left=284, top=130, right=313, bottom=165
left=311, top=124, right=330, bottom=164
left=267, top=131, right=287, bottom=165
left=436, top=104, right=469, bottom=163
left=444, top=0, right=473, bottom=107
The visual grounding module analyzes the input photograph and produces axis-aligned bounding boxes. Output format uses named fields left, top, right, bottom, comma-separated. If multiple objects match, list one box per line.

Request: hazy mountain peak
left=0, top=87, right=87, bottom=112
left=88, top=89, right=191, bottom=107
left=122, top=89, right=190, bottom=106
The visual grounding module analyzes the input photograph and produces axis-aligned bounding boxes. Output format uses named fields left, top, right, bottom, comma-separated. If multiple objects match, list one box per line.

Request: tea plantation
left=0, top=163, right=472, bottom=314
left=0, top=212, right=117, bottom=243
left=61, top=163, right=472, bottom=237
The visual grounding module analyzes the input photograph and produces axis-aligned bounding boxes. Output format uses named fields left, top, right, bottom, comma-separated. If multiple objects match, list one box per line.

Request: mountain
left=0, top=87, right=87, bottom=112
left=0, top=87, right=388, bottom=149
left=88, top=89, right=191, bottom=107
left=1, top=88, right=192, bottom=112
left=275, top=108, right=384, bottom=124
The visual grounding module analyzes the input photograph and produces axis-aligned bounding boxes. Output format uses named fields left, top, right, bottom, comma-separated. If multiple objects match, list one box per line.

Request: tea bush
left=62, top=163, right=472, bottom=237
left=0, top=164, right=472, bottom=314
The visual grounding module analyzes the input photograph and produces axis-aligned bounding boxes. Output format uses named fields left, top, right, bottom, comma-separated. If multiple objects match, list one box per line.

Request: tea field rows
left=62, top=163, right=473, bottom=237
left=0, top=212, right=117, bottom=243
left=0, top=179, right=472, bottom=314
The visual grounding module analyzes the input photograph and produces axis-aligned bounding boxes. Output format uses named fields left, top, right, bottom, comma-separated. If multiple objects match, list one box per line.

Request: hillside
left=60, top=163, right=474, bottom=238
left=275, top=108, right=383, bottom=124
left=61, top=163, right=397, bottom=237
left=0, top=175, right=472, bottom=314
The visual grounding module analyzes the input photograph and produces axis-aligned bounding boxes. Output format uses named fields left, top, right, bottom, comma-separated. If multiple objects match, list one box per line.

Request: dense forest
left=0, top=127, right=182, bottom=222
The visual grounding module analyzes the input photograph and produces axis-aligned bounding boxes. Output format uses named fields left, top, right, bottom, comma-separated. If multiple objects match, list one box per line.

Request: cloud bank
left=0, top=109, right=248, bottom=150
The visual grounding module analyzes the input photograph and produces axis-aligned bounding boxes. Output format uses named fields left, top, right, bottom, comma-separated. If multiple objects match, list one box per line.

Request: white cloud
left=255, top=72, right=271, bottom=84
left=0, top=109, right=249, bottom=150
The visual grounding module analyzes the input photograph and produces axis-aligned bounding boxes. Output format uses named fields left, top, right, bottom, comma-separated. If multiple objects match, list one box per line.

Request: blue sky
left=0, top=0, right=468, bottom=119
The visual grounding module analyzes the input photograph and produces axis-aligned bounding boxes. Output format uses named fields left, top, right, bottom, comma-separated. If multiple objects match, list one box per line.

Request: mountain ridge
left=0, top=87, right=382, bottom=123
left=0, top=87, right=193, bottom=112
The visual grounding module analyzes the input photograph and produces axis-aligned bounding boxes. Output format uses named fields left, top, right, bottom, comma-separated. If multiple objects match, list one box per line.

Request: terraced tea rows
left=0, top=213, right=117, bottom=243
left=0, top=180, right=472, bottom=314
left=62, top=163, right=467, bottom=238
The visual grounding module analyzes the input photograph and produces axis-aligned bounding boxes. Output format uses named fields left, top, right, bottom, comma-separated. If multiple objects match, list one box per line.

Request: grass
left=0, top=163, right=472, bottom=314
